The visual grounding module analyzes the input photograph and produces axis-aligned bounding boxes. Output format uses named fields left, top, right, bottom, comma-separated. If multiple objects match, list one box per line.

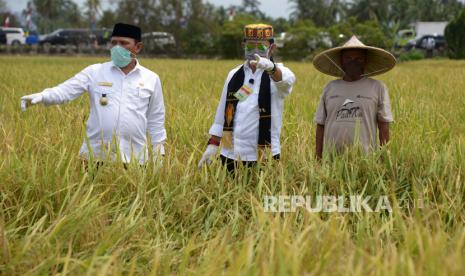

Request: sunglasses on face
left=245, top=42, right=269, bottom=51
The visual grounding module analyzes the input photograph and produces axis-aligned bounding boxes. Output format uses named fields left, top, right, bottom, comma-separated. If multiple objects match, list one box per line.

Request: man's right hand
left=20, top=92, right=44, bottom=111
left=198, top=144, right=219, bottom=168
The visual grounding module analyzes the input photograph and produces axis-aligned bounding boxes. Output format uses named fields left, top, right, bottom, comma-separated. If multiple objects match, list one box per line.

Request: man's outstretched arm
left=21, top=65, right=94, bottom=110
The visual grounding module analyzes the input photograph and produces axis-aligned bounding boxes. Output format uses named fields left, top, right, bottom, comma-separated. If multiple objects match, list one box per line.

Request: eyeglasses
left=245, top=42, right=268, bottom=51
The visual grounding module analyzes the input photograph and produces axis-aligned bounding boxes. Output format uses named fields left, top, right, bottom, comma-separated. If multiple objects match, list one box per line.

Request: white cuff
left=150, top=129, right=167, bottom=145
left=378, top=117, right=394, bottom=123
left=208, top=123, right=224, bottom=137
left=314, top=117, right=325, bottom=125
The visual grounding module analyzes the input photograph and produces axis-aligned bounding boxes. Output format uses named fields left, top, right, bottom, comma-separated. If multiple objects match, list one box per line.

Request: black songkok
left=111, top=23, right=141, bottom=42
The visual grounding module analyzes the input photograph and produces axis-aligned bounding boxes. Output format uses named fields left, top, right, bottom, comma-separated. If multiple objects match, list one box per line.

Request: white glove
left=20, top=92, right=44, bottom=111
left=249, top=54, right=275, bottom=72
left=198, top=144, right=219, bottom=168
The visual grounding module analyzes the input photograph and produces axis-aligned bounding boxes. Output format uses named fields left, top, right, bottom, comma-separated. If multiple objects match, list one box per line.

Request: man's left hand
left=250, top=54, right=275, bottom=72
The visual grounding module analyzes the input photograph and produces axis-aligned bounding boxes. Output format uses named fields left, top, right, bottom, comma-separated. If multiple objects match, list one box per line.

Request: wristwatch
left=207, top=137, right=220, bottom=146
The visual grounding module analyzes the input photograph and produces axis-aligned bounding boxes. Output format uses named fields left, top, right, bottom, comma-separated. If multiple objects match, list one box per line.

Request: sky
left=6, top=0, right=293, bottom=19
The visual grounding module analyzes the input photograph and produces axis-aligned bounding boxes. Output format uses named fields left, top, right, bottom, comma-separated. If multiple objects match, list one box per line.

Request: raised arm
left=249, top=54, right=296, bottom=97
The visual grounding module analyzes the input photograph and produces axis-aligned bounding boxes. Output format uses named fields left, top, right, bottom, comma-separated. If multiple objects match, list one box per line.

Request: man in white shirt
left=20, top=23, right=167, bottom=165
left=198, top=24, right=296, bottom=173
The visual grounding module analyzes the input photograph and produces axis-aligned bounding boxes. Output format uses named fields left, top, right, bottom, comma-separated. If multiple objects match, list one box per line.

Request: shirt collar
left=243, top=60, right=263, bottom=75
left=244, top=60, right=252, bottom=70
left=111, top=59, right=142, bottom=74
left=134, top=59, right=142, bottom=71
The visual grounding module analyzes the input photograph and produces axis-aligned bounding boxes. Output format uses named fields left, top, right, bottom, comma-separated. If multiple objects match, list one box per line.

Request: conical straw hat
left=313, top=35, right=396, bottom=78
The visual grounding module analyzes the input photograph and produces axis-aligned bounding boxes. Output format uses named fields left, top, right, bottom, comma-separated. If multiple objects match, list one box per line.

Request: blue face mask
left=111, top=45, right=133, bottom=68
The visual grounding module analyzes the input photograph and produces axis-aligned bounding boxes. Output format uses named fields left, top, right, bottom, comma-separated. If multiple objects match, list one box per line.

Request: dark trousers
left=220, top=154, right=280, bottom=174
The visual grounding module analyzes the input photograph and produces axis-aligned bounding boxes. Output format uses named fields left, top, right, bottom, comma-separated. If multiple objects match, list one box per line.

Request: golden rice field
left=0, top=56, right=464, bottom=275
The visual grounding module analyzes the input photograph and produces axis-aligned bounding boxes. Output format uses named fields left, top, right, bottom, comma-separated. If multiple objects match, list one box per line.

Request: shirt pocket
left=92, top=85, right=116, bottom=106
left=126, top=86, right=152, bottom=111
left=94, top=86, right=114, bottom=95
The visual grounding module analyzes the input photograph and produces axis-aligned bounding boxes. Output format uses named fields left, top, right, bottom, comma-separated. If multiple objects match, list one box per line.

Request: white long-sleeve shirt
left=41, top=60, right=167, bottom=164
left=209, top=62, right=296, bottom=161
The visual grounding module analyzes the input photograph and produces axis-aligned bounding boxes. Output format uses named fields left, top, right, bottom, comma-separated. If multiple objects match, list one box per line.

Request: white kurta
left=209, top=62, right=296, bottom=161
left=41, top=61, right=167, bottom=164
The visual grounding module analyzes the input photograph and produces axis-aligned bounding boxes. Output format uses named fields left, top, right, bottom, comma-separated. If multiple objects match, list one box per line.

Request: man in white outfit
left=20, top=23, right=167, bottom=165
left=198, top=24, right=296, bottom=173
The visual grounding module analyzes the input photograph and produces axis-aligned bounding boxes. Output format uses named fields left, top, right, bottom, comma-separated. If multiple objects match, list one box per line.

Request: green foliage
left=278, top=20, right=322, bottom=60
left=178, top=2, right=222, bottom=56
left=0, top=12, right=19, bottom=27
left=329, top=17, right=394, bottom=49
left=289, top=0, right=344, bottom=27
left=216, top=14, right=267, bottom=59
left=407, top=0, right=464, bottom=22
left=271, top=17, right=291, bottom=33
left=388, top=0, right=411, bottom=28
left=241, top=0, right=264, bottom=18
left=113, top=0, right=163, bottom=34
left=349, top=0, right=389, bottom=22
left=21, top=0, right=465, bottom=58
left=33, top=0, right=84, bottom=33
left=98, top=10, right=116, bottom=29
left=398, top=49, right=424, bottom=62
left=290, top=0, right=464, bottom=31
left=445, top=8, right=465, bottom=59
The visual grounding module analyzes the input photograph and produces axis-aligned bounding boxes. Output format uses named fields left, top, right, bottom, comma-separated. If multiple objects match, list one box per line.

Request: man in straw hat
left=198, top=24, right=296, bottom=173
left=20, top=23, right=167, bottom=166
left=312, top=35, right=396, bottom=159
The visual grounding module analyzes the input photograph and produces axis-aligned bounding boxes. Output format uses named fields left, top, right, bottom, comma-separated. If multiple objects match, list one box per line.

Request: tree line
left=2, top=0, right=465, bottom=59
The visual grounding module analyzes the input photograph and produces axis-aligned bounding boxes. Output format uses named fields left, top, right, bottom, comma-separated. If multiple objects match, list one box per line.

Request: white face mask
left=111, top=45, right=134, bottom=68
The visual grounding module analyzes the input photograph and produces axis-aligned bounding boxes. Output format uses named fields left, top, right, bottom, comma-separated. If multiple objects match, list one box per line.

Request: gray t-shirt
left=314, top=77, right=393, bottom=153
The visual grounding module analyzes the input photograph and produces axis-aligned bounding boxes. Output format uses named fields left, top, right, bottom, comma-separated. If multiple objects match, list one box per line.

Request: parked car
left=90, top=28, right=112, bottom=46
left=40, top=29, right=91, bottom=46
left=0, top=27, right=26, bottom=45
left=415, top=35, right=447, bottom=50
left=395, top=29, right=416, bottom=49
left=142, top=32, right=175, bottom=52
left=0, top=28, right=7, bottom=45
